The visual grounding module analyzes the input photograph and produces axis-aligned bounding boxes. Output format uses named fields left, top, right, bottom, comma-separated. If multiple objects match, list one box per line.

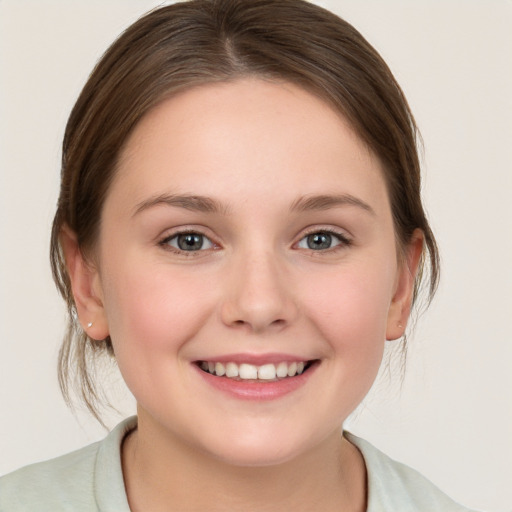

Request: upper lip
left=194, top=353, right=315, bottom=365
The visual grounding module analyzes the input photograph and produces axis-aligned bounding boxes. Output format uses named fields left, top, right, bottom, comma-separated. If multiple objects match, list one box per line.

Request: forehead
left=111, top=78, right=389, bottom=215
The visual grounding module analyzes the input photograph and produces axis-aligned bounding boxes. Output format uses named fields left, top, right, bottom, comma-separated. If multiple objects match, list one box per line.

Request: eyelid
left=156, top=225, right=352, bottom=254
left=158, top=227, right=220, bottom=254
left=294, top=226, right=353, bottom=250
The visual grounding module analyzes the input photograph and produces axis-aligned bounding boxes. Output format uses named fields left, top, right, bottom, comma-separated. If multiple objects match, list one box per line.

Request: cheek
left=300, top=261, right=395, bottom=356
left=102, top=262, right=216, bottom=356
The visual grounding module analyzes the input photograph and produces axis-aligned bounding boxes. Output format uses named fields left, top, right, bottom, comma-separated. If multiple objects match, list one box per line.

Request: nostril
left=232, top=318, right=286, bottom=329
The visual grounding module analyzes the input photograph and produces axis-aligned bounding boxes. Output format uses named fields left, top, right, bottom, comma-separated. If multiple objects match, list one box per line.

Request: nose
left=220, top=250, right=298, bottom=333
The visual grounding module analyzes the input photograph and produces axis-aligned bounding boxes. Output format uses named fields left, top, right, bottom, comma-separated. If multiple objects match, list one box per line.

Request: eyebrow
left=290, top=194, right=375, bottom=215
left=132, top=192, right=375, bottom=217
left=133, top=194, right=231, bottom=217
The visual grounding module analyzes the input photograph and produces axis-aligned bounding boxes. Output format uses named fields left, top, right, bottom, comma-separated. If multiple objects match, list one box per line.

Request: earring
left=398, top=322, right=404, bottom=329
left=87, top=322, right=93, bottom=328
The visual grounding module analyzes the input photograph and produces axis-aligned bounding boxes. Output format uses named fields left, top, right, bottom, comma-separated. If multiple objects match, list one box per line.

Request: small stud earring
left=398, top=322, right=403, bottom=329
left=87, top=322, right=93, bottom=328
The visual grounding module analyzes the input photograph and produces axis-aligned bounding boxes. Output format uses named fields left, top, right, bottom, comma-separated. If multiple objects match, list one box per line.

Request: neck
left=122, top=414, right=366, bottom=512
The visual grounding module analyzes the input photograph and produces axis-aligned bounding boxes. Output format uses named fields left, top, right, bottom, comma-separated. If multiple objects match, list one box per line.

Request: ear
left=60, top=226, right=109, bottom=341
left=386, top=229, right=424, bottom=341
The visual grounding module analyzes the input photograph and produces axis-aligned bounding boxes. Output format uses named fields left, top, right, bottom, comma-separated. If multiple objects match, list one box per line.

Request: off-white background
left=1, top=1, right=511, bottom=511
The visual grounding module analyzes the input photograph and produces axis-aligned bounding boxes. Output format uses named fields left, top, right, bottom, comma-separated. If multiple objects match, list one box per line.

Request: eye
left=162, top=232, right=214, bottom=252
left=296, top=230, right=350, bottom=251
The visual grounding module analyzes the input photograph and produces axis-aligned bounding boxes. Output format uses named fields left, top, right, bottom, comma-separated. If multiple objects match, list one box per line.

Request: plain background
left=1, top=1, right=511, bottom=511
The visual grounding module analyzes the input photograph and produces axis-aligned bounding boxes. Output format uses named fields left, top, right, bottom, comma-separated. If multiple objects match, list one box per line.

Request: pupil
left=308, top=233, right=331, bottom=250
left=178, top=233, right=203, bottom=251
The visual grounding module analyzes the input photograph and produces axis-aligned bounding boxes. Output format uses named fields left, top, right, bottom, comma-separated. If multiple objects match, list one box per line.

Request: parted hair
left=50, top=0, right=439, bottom=422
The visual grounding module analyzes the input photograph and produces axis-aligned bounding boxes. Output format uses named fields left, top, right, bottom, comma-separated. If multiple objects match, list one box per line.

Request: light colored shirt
left=0, top=416, right=478, bottom=511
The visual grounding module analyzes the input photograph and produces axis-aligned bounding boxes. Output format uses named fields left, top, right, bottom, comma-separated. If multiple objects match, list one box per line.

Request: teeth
left=258, top=364, right=276, bottom=380
left=239, top=363, right=258, bottom=379
left=225, top=362, right=239, bottom=378
left=215, top=362, right=226, bottom=377
left=200, top=360, right=310, bottom=380
left=287, top=362, right=297, bottom=376
left=276, top=362, right=288, bottom=378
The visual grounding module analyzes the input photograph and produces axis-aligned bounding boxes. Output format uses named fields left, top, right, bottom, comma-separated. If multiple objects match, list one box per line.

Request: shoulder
left=0, top=442, right=100, bottom=511
left=0, top=417, right=136, bottom=512
left=345, top=432, right=481, bottom=512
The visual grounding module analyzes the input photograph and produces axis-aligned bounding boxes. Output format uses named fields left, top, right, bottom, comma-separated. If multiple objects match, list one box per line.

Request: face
left=75, top=78, right=418, bottom=466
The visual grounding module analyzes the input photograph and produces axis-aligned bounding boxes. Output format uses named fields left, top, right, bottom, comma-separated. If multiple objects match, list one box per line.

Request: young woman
left=0, top=1, right=484, bottom=510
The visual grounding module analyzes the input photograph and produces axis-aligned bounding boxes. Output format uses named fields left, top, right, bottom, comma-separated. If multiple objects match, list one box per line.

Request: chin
left=210, top=442, right=302, bottom=468
left=196, top=424, right=322, bottom=468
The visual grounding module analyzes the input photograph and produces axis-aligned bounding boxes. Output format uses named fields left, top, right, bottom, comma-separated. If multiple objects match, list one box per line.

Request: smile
left=198, top=360, right=312, bottom=380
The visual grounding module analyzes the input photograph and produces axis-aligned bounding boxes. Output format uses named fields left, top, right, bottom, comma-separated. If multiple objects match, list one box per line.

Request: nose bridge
left=220, top=243, right=296, bottom=332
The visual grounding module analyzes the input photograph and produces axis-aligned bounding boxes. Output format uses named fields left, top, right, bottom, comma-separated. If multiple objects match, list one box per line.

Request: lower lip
left=193, top=363, right=317, bottom=401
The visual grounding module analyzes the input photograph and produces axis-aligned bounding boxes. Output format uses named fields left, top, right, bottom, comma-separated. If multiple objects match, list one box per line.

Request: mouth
left=195, top=360, right=317, bottom=381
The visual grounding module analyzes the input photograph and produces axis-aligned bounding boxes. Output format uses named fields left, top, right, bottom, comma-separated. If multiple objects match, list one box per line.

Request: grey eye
left=297, top=231, right=344, bottom=250
left=167, top=233, right=214, bottom=251
left=307, top=233, right=332, bottom=250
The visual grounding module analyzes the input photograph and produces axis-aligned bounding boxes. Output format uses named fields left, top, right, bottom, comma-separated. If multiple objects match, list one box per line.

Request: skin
left=63, top=78, right=422, bottom=511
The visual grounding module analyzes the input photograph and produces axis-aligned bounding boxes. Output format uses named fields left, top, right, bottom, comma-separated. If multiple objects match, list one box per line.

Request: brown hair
left=50, top=0, right=439, bottom=422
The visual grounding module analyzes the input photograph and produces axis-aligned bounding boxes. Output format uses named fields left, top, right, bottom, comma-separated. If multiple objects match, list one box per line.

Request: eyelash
left=158, top=230, right=217, bottom=256
left=158, top=228, right=352, bottom=255
left=296, top=228, right=352, bottom=252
